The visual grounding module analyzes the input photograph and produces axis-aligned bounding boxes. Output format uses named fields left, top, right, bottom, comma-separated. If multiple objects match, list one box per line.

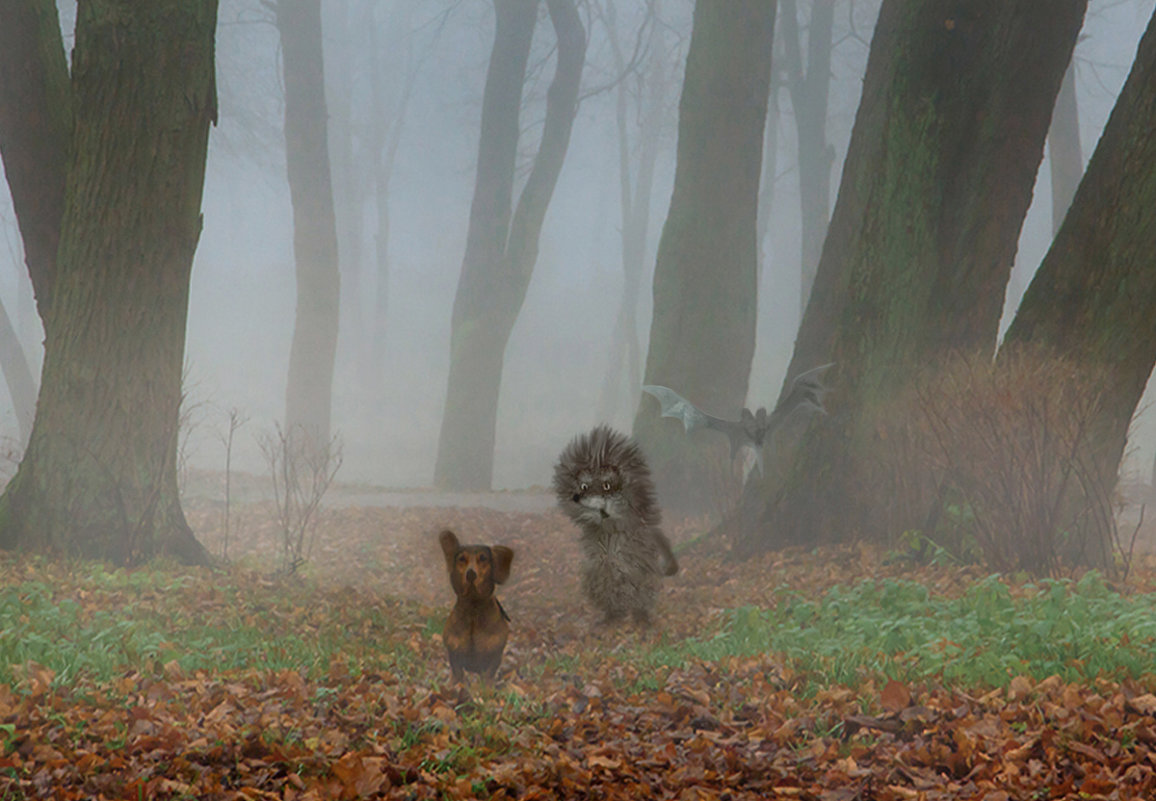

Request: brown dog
left=439, top=529, right=514, bottom=682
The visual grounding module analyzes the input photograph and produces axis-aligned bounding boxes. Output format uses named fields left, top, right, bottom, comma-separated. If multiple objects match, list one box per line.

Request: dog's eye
left=479, top=552, right=489, bottom=563
left=602, top=481, right=611, bottom=492
left=579, top=482, right=588, bottom=492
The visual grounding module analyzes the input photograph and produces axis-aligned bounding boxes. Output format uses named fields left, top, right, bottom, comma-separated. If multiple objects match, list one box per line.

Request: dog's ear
left=438, top=530, right=460, bottom=570
left=491, top=546, right=514, bottom=584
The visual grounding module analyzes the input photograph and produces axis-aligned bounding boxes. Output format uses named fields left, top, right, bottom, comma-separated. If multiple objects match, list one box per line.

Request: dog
left=438, top=529, right=514, bottom=682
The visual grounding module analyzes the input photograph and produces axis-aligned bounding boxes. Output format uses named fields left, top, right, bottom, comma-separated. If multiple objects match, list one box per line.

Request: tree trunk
left=1048, top=57, right=1082, bottom=235
left=597, top=1, right=671, bottom=427
left=780, top=0, right=835, bottom=314
left=434, top=0, right=585, bottom=490
left=735, top=0, right=1086, bottom=553
left=1002, top=8, right=1156, bottom=563
left=0, top=0, right=69, bottom=315
left=632, top=0, right=776, bottom=515
left=0, top=0, right=217, bottom=565
left=278, top=0, right=341, bottom=445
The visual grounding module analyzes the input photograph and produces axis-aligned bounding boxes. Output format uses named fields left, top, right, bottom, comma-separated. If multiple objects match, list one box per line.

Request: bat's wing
left=643, top=385, right=750, bottom=456
left=771, top=363, right=834, bottom=421
left=643, top=385, right=709, bottom=433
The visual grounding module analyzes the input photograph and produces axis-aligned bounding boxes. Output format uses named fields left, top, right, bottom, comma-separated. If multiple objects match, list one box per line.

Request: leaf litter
left=2, top=498, right=1156, bottom=798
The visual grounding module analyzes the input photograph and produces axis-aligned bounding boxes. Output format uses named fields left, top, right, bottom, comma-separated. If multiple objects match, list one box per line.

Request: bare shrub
left=215, top=407, right=249, bottom=562
left=904, top=351, right=1117, bottom=576
left=257, top=423, right=343, bottom=574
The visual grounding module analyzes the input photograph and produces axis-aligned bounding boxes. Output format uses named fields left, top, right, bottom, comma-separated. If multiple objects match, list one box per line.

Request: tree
left=1048, top=59, right=1082, bottom=235
left=0, top=0, right=70, bottom=443
left=779, top=0, right=836, bottom=314
left=1001, top=7, right=1156, bottom=562
left=734, top=0, right=1087, bottom=553
left=595, top=0, right=678, bottom=427
left=433, top=0, right=585, bottom=491
left=0, top=0, right=218, bottom=564
left=278, top=0, right=341, bottom=446
left=631, top=0, right=776, bottom=514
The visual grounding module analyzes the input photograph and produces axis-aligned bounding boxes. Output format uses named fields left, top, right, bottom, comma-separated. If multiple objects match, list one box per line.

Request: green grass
left=0, top=563, right=417, bottom=688
left=647, top=571, right=1156, bottom=690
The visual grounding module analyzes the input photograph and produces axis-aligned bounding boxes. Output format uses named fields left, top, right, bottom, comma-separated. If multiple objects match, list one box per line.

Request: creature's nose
left=572, top=493, right=581, bottom=503
left=465, top=568, right=477, bottom=584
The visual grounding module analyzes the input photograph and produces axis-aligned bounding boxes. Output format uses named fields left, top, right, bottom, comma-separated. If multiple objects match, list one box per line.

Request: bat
left=642, top=363, right=833, bottom=476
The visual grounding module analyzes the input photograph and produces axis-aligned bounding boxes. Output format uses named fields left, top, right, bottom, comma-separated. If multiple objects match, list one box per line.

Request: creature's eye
left=579, top=482, right=588, bottom=492
left=602, top=481, right=611, bottom=492
left=479, top=552, right=489, bottom=563
left=457, top=554, right=467, bottom=564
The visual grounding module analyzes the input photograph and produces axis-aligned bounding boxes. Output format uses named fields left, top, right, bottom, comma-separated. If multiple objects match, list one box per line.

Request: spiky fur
left=553, top=425, right=678, bottom=624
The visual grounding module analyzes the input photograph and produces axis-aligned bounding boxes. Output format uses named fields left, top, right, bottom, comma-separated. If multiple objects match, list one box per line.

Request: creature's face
left=439, top=530, right=513, bottom=600
left=562, top=465, right=630, bottom=526
left=554, top=426, right=653, bottom=529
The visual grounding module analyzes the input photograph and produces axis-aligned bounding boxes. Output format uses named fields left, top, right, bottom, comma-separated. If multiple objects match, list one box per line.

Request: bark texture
left=434, top=0, right=585, bottom=490
left=0, top=0, right=218, bottom=564
left=736, top=1, right=1087, bottom=553
left=1002, top=9, right=1156, bottom=560
left=632, top=0, right=775, bottom=514
left=279, top=0, right=341, bottom=445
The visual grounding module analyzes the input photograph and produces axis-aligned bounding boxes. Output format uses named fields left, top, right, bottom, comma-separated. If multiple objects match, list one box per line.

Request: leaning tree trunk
left=1002, top=8, right=1156, bottom=565
left=434, top=0, right=585, bottom=490
left=0, top=0, right=69, bottom=316
left=278, top=0, right=341, bottom=446
left=0, top=0, right=217, bottom=565
left=734, top=0, right=1087, bottom=554
left=632, top=0, right=775, bottom=515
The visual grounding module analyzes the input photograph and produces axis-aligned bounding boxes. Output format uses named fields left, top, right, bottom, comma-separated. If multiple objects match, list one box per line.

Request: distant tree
left=278, top=0, right=341, bottom=446
left=595, top=0, right=679, bottom=427
left=1048, top=58, right=1082, bottom=235
left=779, top=0, right=836, bottom=314
left=735, top=0, right=1086, bottom=554
left=0, top=0, right=218, bottom=564
left=1002, top=8, right=1156, bottom=563
left=434, top=0, right=585, bottom=491
left=632, top=0, right=776, bottom=514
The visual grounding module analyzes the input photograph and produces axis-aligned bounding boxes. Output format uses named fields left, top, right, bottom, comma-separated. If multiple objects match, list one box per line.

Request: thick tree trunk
left=434, top=0, right=585, bottom=490
left=0, top=0, right=69, bottom=315
left=632, top=0, right=775, bottom=515
left=1048, top=58, right=1082, bottom=235
left=278, top=0, right=341, bottom=445
left=1002, top=9, right=1156, bottom=563
left=0, top=0, right=217, bottom=565
left=735, top=1, right=1086, bottom=553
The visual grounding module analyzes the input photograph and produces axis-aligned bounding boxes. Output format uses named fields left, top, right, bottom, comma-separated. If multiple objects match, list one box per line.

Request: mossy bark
left=1002, top=9, right=1156, bottom=561
left=735, top=0, right=1086, bottom=553
left=0, top=0, right=217, bottom=565
left=632, top=0, right=776, bottom=515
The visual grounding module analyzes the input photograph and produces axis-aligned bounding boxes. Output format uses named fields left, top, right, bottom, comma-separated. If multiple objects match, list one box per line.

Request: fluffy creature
left=439, top=529, right=514, bottom=681
left=553, top=426, right=678, bottom=625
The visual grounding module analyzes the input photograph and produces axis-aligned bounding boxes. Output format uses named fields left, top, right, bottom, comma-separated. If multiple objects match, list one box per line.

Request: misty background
left=1, top=0, right=1153, bottom=491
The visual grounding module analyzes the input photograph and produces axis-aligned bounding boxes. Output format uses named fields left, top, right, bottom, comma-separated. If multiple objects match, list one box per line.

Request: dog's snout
left=465, top=568, right=477, bottom=584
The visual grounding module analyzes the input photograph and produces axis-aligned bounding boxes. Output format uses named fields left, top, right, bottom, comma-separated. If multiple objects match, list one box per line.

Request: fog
left=1, top=0, right=1154, bottom=491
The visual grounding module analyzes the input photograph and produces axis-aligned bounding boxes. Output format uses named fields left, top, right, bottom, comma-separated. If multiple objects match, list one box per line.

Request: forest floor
left=5, top=482, right=1156, bottom=798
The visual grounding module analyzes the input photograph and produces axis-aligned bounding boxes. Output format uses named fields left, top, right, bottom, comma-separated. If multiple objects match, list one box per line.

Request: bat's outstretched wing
left=642, top=385, right=750, bottom=457
left=771, top=362, right=834, bottom=421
